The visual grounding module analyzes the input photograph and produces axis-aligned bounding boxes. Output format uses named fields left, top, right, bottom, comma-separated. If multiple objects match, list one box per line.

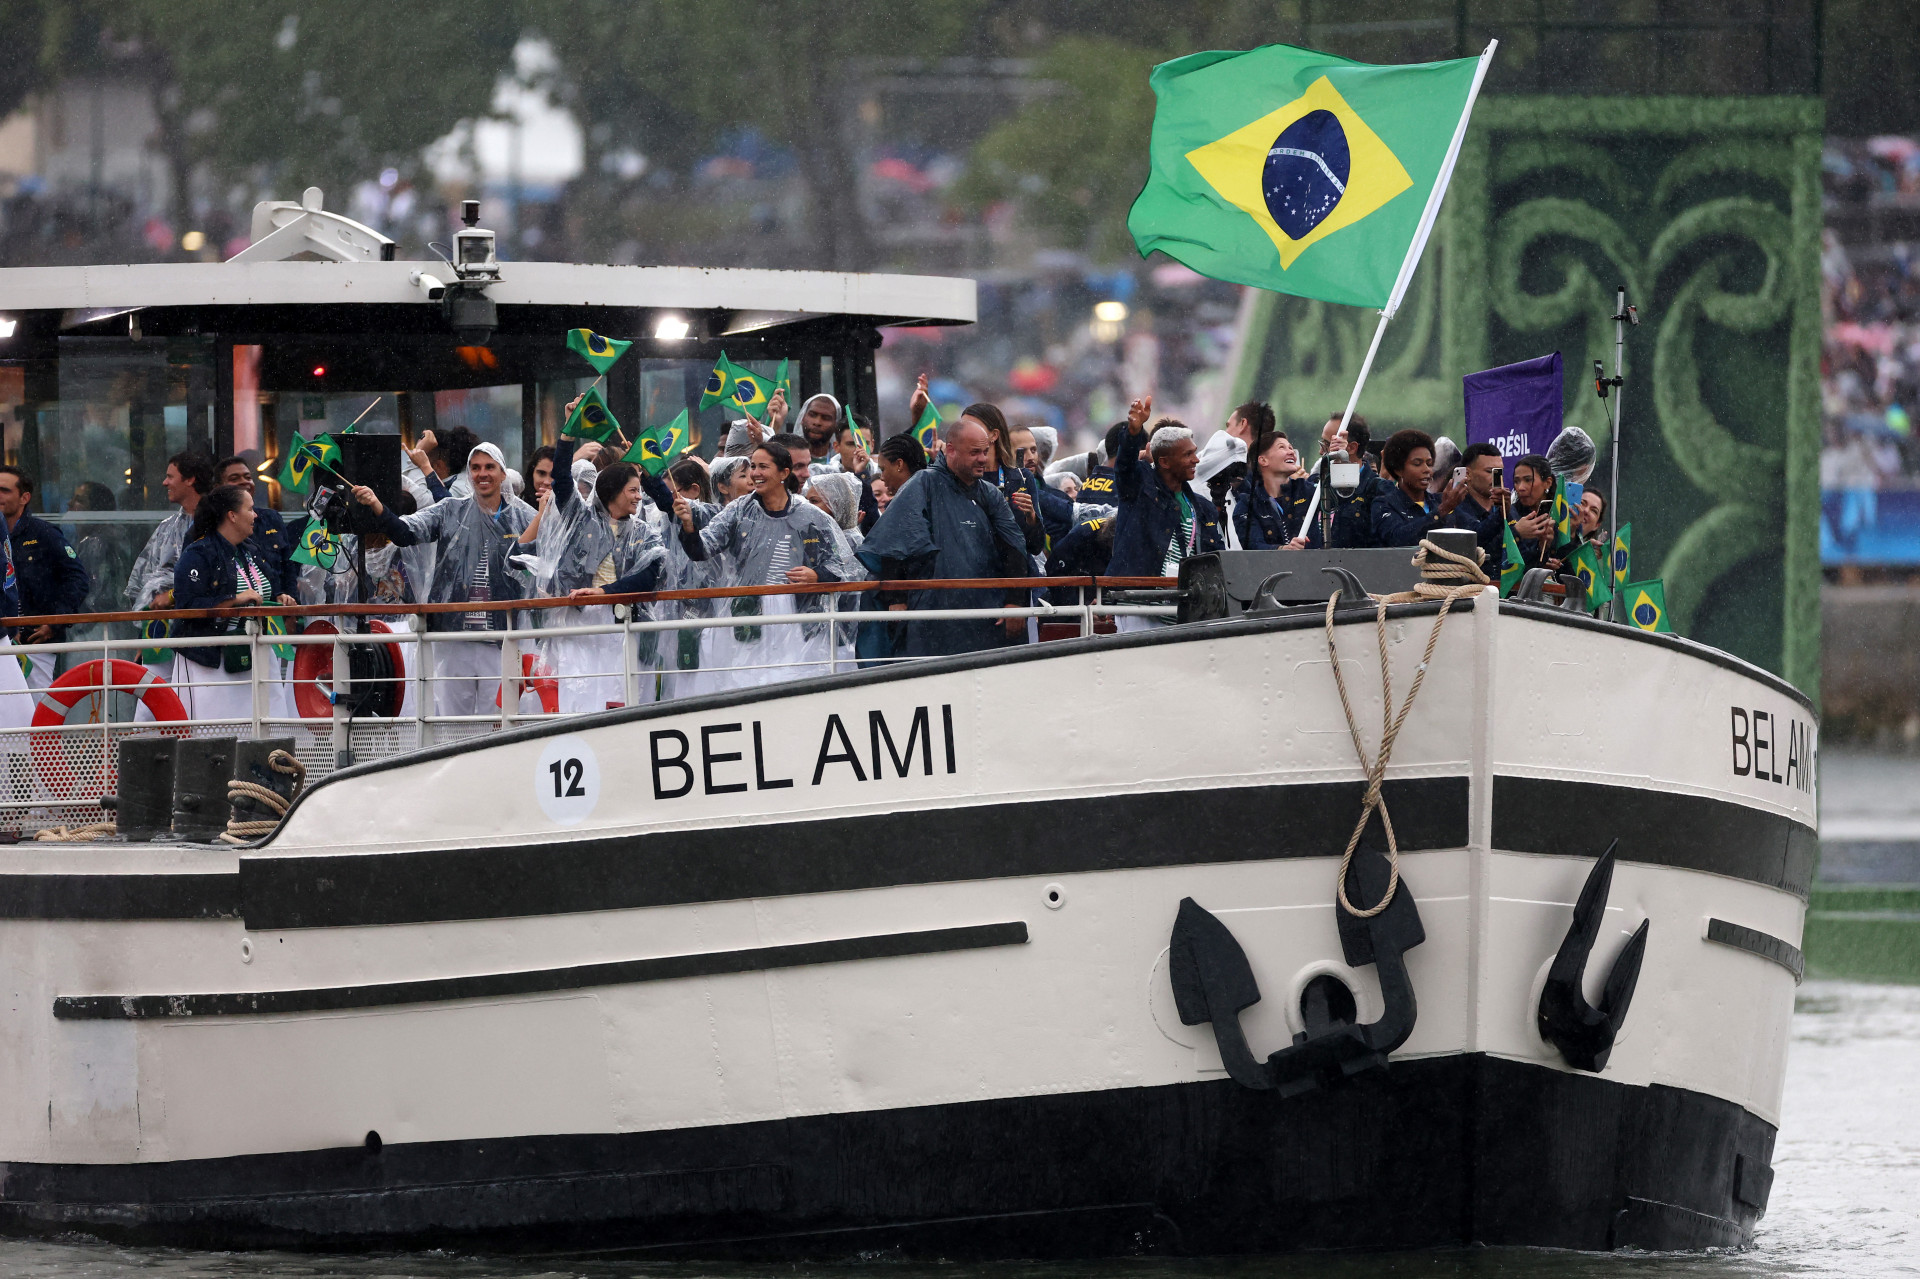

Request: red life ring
left=29, top=659, right=189, bottom=799
left=291, top=620, right=408, bottom=719
left=499, top=652, right=560, bottom=715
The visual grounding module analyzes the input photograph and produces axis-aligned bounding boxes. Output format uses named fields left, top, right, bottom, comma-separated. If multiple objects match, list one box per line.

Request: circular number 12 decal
left=535, top=735, right=600, bottom=825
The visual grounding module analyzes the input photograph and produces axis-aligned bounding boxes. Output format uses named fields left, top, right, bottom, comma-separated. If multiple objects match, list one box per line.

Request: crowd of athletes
left=0, top=380, right=1610, bottom=722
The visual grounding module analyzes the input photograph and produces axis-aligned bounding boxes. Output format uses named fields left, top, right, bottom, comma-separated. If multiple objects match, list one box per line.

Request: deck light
left=654, top=315, right=690, bottom=340
left=0, top=317, right=15, bottom=339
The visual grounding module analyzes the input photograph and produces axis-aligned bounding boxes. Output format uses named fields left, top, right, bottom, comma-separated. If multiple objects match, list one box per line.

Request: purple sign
left=1464, top=352, right=1564, bottom=488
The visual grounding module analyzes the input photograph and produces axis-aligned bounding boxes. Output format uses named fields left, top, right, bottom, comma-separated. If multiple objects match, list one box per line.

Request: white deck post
left=246, top=619, right=265, bottom=739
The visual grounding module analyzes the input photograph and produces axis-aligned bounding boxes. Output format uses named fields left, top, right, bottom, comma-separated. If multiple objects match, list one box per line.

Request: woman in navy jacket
left=171, top=484, right=295, bottom=722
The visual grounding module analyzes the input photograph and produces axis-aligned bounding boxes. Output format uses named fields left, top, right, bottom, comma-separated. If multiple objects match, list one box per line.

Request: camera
left=307, top=482, right=351, bottom=535
left=444, top=281, right=497, bottom=346
left=451, top=199, right=498, bottom=280
left=410, top=270, right=446, bottom=301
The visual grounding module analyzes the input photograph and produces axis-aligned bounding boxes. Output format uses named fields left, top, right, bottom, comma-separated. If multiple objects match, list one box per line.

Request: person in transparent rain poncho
left=672, top=440, right=863, bottom=689
left=533, top=455, right=667, bottom=714
left=349, top=443, right=536, bottom=724
left=649, top=456, right=730, bottom=701
left=126, top=452, right=214, bottom=674
left=804, top=471, right=868, bottom=667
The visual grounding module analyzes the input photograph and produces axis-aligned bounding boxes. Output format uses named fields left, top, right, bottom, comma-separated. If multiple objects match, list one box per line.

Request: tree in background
left=9, top=0, right=519, bottom=257
left=957, top=38, right=1158, bottom=261
left=529, top=0, right=982, bottom=270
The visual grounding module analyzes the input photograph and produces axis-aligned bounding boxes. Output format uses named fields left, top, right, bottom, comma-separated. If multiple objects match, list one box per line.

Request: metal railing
left=0, top=576, right=1177, bottom=835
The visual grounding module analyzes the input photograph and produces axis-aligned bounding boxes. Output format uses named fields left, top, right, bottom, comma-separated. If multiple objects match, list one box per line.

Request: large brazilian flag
left=1128, top=43, right=1488, bottom=311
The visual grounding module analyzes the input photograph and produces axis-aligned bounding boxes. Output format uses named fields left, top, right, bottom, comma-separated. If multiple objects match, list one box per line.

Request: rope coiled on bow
left=1326, top=538, right=1492, bottom=918
left=219, top=749, right=307, bottom=844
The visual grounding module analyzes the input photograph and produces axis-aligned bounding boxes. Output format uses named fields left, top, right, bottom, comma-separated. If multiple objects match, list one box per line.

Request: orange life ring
left=292, top=620, right=408, bottom=719
left=29, top=659, right=188, bottom=799
left=499, top=652, right=560, bottom=715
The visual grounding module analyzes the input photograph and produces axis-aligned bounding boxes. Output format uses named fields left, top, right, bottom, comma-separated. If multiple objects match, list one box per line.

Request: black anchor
left=1168, top=841, right=1425, bottom=1097
left=1536, top=840, right=1650, bottom=1073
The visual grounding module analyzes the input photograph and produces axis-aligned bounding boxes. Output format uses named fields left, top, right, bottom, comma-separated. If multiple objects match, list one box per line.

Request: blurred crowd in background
left=3, top=4, right=1919, bottom=569
left=1821, top=136, right=1920, bottom=568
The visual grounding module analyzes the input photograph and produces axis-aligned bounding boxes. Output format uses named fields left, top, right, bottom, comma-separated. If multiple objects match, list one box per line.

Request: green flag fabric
left=844, top=403, right=871, bottom=453
left=700, top=353, right=773, bottom=413
left=1622, top=579, right=1672, bottom=634
left=273, top=433, right=341, bottom=495
left=273, top=431, right=314, bottom=494
left=1610, top=522, right=1632, bottom=590
left=1499, top=521, right=1523, bottom=598
left=1551, top=480, right=1574, bottom=544
left=291, top=520, right=340, bottom=570
left=1572, top=542, right=1612, bottom=610
left=912, top=403, right=941, bottom=451
left=264, top=613, right=295, bottom=664
left=623, top=408, right=691, bottom=477
left=563, top=387, right=622, bottom=442
left=566, top=328, right=632, bottom=374
left=1127, top=43, right=1485, bottom=310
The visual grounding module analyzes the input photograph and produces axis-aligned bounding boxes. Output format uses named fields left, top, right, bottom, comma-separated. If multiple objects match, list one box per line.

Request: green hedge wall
left=1227, top=96, right=1824, bottom=701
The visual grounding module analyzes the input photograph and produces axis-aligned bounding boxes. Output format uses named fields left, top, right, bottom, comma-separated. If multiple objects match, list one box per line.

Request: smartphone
left=1452, top=466, right=1466, bottom=486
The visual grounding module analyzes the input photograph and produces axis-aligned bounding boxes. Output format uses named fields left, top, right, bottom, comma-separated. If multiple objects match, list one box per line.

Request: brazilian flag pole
left=1131, top=39, right=1498, bottom=540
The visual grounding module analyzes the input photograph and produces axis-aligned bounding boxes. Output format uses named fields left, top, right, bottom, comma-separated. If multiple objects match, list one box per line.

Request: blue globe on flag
left=1263, top=109, right=1351, bottom=239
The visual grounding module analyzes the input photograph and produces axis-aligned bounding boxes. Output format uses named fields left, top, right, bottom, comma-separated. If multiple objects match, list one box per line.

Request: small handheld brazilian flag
left=1127, top=42, right=1492, bottom=312
left=912, top=402, right=940, bottom=451
left=563, top=386, right=622, bottom=442
left=1571, top=542, right=1612, bottom=610
left=845, top=403, right=871, bottom=453
left=566, top=328, right=631, bottom=374
left=272, top=432, right=341, bottom=495
left=1499, top=520, right=1523, bottom=598
left=622, top=408, right=690, bottom=477
left=1622, top=579, right=1671, bottom=634
left=291, top=520, right=340, bottom=571
left=699, top=352, right=772, bottom=413
left=264, top=613, right=295, bottom=664
left=1610, top=522, right=1632, bottom=590
left=1551, top=479, right=1574, bottom=543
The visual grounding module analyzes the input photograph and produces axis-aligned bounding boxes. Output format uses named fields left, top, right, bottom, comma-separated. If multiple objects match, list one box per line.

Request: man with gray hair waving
left=1106, top=395, right=1224, bottom=630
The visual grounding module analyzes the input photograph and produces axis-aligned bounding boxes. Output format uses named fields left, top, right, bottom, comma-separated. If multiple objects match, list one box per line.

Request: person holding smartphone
left=1448, top=442, right=1513, bottom=564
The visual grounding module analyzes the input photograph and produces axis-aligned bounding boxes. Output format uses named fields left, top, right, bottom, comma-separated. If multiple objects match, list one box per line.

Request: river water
left=1, top=982, right=1912, bottom=1279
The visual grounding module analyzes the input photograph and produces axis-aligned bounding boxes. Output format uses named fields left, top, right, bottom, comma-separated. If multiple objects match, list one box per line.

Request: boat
left=0, top=199, right=1815, bottom=1258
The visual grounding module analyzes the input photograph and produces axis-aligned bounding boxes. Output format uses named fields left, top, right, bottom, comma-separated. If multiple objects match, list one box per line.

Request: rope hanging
left=219, top=749, right=308, bottom=844
left=1326, top=537, right=1492, bottom=919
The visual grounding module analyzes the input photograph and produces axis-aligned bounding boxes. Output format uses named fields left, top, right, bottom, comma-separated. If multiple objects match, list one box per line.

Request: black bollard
left=114, top=736, right=176, bottom=842
left=171, top=737, right=237, bottom=842
left=230, top=738, right=298, bottom=833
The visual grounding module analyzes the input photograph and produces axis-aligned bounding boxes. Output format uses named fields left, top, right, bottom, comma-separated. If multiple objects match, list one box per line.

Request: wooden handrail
left=8, top=576, right=1180, bottom=630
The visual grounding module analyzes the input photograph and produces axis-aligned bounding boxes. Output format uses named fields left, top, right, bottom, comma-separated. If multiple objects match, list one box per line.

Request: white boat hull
left=0, top=595, right=1814, bottom=1254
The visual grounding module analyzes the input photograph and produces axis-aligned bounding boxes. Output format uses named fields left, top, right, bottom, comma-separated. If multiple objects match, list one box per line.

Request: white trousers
left=168, top=652, right=254, bottom=724
left=429, top=637, right=501, bottom=720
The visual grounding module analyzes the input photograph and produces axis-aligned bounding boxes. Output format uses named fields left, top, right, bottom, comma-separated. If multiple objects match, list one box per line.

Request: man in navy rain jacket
left=0, top=466, right=90, bottom=687
left=1107, top=396, right=1224, bottom=628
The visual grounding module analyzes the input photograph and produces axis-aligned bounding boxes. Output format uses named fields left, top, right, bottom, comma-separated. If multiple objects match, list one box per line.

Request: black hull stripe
left=0, top=872, right=238, bottom=921
left=1492, top=776, right=1816, bottom=898
left=53, top=921, right=1028, bottom=1020
left=0, top=1057, right=1773, bottom=1256
left=0, top=775, right=1812, bottom=923
left=238, top=777, right=1472, bottom=930
left=1705, top=918, right=1805, bottom=982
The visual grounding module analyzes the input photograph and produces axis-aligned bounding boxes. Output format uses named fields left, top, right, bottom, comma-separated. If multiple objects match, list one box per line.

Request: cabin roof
left=0, top=261, right=976, bottom=327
